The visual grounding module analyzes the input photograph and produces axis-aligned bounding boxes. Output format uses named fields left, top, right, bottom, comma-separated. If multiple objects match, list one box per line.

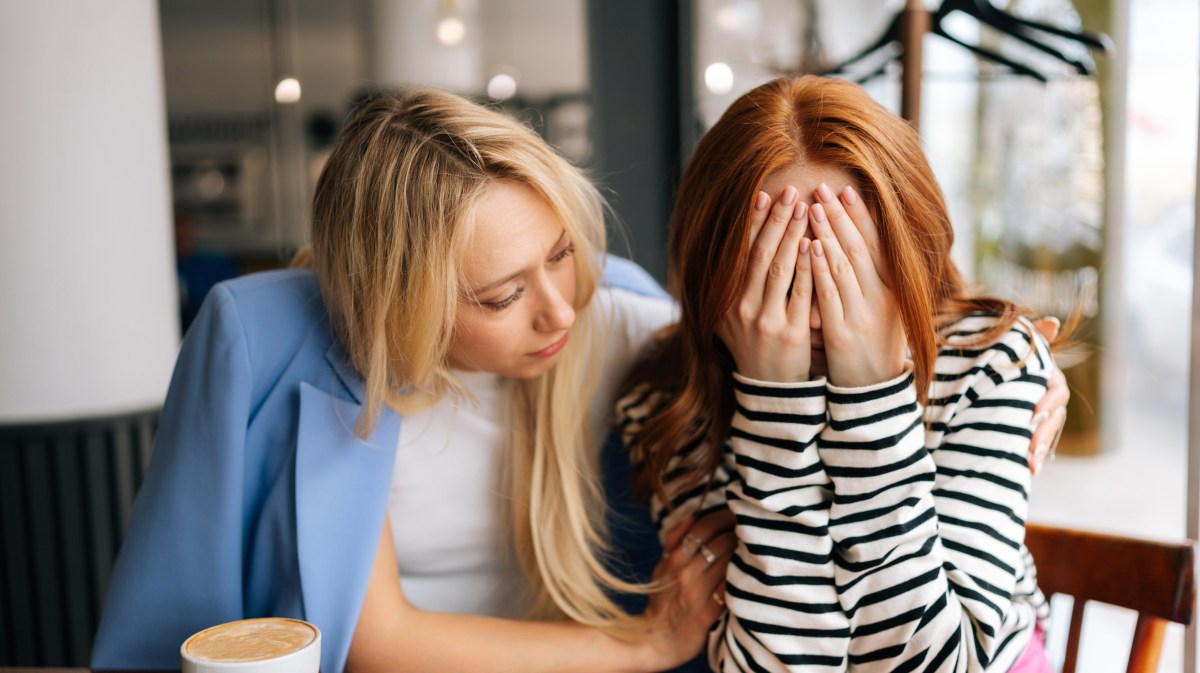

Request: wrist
left=608, top=628, right=671, bottom=673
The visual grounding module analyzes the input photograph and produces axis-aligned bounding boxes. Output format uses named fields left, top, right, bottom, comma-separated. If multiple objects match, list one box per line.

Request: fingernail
left=782, top=186, right=797, bottom=206
left=799, top=237, right=810, bottom=254
left=817, top=183, right=834, bottom=202
left=1031, top=449, right=1045, bottom=475
left=755, top=191, right=769, bottom=210
left=794, top=202, right=808, bottom=220
left=1047, top=316, right=1061, bottom=330
left=813, top=240, right=824, bottom=257
left=811, top=202, right=826, bottom=222
left=1030, top=411, right=1048, bottom=430
left=842, top=185, right=858, bottom=205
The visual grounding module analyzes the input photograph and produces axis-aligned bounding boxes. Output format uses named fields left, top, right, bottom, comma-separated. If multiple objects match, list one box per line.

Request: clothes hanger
left=820, top=6, right=1049, bottom=84
left=949, top=0, right=1114, bottom=54
left=936, top=0, right=1111, bottom=75
left=820, top=0, right=1111, bottom=83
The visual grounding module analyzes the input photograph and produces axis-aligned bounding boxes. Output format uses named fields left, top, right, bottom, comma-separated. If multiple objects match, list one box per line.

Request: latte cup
left=181, top=617, right=321, bottom=673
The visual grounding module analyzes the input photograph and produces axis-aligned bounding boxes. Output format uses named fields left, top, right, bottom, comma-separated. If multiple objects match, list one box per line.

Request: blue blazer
left=91, top=257, right=668, bottom=673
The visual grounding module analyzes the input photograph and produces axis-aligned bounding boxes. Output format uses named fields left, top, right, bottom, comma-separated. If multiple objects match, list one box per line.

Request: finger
left=712, top=581, right=727, bottom=608
left=662, top=514, right=696, bottom=554
left=744, top=187, right=800, bottom=307
left=667, top=509, right=728, bottom=568
left=1033, top=366, right=1069, bottom=416
left=762, top=202, right=810, bottom=315
left=810, top=239, right=844, bottom=324
left=839, top=184, right=889, bottom=285
left=1030, top=405, right=1067, bottom=458
left=809, top=201, right=863, bottom=309
left=1030, top=407, right=1066, bottom=475
left=816, top=183, right=881, bottom=295
left=746, top=190, right=771, bottom=245
left=702, top=530, right=737, bottom=567
left=688, top=507, right=735, bottom=540
left=1033, top=316, right=1062, bottom=344
left=786, top=237, right=814, bottom=326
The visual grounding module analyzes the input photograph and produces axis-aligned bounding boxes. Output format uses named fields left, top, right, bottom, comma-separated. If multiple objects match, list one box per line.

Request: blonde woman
left=92, top=89, right=730, bottom=673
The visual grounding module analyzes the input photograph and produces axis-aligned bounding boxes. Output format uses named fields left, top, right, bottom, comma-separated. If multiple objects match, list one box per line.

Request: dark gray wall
left=587, top=0, right=691, bottom=284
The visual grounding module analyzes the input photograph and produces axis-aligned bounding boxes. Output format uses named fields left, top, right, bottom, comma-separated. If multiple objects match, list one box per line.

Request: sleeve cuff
left=826, top=363, right=918, bottom=419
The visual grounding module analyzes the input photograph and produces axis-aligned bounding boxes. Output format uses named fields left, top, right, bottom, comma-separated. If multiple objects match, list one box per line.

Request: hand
left=639, top=508, right=735, bottom=670
left=808, top=183, right=907, bottom=388
left=716, top=187, right=815, bottom=382
left=1029, top=317, right=1069, bottom=474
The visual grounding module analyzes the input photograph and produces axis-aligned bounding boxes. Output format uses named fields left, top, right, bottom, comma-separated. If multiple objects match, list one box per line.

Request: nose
left=533, top=278, right=575, bottom=332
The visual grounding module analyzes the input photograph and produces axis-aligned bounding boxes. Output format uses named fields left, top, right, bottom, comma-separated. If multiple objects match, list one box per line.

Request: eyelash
left=483, top=286, right=525, bottom=311
left=551, top=242, right=576, bottom=263
left=481, top=242, right=575, bottom=312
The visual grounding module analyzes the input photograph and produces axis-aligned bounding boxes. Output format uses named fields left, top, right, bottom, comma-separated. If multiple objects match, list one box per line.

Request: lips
left=530, top=333, right=569, bottom=358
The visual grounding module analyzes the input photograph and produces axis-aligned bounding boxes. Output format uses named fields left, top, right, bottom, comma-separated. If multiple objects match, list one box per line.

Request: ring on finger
left=699, top=543, right=717, bottom=565
left=682, top=533, right=704, bottom=557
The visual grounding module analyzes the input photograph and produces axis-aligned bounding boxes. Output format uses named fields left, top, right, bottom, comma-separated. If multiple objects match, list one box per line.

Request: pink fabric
left=1008, top=625, right=1055, bottom=673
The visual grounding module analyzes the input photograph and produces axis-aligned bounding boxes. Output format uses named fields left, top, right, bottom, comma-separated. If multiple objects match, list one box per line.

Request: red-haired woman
left=619, top=75, right=1063, bottom=672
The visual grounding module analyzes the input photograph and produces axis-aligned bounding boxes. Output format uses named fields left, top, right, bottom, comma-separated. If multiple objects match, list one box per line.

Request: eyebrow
left=468, top=229, right=569, bottom=296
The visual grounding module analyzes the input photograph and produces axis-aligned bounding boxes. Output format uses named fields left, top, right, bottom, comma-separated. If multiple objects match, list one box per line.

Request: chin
left=508, top=356, right=562, bottom=380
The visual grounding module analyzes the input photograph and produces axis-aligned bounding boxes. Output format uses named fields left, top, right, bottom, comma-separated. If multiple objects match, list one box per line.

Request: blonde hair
left=294, top=88, right=645, bottom=633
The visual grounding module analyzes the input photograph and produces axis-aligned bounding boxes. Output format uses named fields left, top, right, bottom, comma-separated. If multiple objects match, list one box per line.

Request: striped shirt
left=618, top=314, right=1052, bottom=672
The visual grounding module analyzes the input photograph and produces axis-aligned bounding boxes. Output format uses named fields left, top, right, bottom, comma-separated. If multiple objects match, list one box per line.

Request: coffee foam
left=185, top=618, right=316, bottom=663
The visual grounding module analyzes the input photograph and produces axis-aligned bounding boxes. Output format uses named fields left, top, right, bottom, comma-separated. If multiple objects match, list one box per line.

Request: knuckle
left=768, top=261, right=788, bottom=280
left=749, top=246, right=771, bottom=265
left=820, top=288, right=839, bottom=303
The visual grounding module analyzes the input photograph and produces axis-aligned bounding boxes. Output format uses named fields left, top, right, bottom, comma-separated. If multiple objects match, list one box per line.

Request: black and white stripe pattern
left=619, top=314, right=1052, bottom=672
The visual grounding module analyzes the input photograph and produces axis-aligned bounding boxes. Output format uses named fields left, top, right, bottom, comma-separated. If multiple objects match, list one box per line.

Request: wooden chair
left=1024, top=523, right=1197, bottom=673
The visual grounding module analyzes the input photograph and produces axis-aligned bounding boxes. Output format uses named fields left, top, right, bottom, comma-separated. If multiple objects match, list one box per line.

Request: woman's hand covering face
left=715, top=187, right=816, bottom=382
left=718, top=180, right=907, bottom=387
left=807, top=182, right=908, bottom=388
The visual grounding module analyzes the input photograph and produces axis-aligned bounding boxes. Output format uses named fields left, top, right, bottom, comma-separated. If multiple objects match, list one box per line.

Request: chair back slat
left=1126, top=615, right=1166, bottom=673
left=1063, top=601, right=1084, bottom=673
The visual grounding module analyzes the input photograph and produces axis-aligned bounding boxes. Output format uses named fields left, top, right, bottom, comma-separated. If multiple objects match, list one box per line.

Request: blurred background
left=0, top=0, right=1196, bottom=670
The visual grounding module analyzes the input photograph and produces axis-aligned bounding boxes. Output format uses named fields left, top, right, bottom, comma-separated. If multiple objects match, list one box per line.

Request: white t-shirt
left=387, top=287, right=676, bottom=616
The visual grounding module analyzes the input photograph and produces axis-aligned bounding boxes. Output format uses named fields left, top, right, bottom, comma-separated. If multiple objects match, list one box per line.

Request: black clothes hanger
left=821, top=0, right=1111, bottom=83
left=948, top=0, right=1114, bottom=54
left=936, top=0, right=1112, bottom=75
left=821, top=8, right=1048, bottom=83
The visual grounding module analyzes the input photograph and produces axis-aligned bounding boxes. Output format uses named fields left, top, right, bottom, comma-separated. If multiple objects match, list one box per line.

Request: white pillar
left=0, top=1, right=179, bottom=423
left=367, top=0, right=482, bottom=92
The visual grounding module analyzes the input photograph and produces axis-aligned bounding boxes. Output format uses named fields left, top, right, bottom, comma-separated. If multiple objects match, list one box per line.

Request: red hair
left=628, top=75, right=1028, bottom=504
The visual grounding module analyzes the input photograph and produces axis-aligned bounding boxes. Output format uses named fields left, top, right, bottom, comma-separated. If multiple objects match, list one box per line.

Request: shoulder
left=212, top=268, right=322, bottom=316
left=592, top=286, right=677, bottom=334
left=936, top=313, right=1052, bottom=387
left=600, top=254, right=671, bottom=300
left=203, top=269, right=326, bottom=336
left=192, top=268, right=334, bottom=374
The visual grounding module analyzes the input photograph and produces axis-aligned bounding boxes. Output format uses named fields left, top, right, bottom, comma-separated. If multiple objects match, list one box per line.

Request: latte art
left=185, top=618, right=317, bottom=663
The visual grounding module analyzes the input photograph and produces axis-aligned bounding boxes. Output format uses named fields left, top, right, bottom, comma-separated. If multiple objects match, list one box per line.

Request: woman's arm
left=347, top=519, right=728, bottom=673
left=817, top=335, right=1048, bottom=672
left=805, top=185, right=1047, bottom=671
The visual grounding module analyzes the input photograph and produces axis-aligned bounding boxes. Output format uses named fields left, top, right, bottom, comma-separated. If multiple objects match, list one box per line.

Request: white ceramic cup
left=180, top=617, right=321, bottom=673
